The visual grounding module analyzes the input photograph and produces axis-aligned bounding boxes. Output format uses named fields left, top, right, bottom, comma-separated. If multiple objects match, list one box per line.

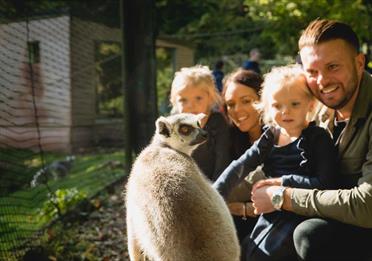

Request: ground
left=42, top=181, right=129, bottom=261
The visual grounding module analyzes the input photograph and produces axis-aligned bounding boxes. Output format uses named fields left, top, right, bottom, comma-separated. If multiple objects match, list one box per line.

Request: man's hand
left=252, top=177, right=282, bottom=192
left=251, top=185, right=279, bottom=214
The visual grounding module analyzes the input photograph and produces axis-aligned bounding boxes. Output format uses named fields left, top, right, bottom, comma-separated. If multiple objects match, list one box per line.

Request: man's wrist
left=281, top=187, right=293, bottom=211
left=271, top=186, right=286, bottom=210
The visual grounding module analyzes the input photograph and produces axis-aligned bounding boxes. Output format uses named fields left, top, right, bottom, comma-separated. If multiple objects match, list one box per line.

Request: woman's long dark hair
left=222, top=69, right=263, bottom=159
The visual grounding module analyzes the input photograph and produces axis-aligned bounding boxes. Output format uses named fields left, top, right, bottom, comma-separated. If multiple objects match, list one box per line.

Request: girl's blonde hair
left=256, top=64, right=315, bottom=126
left=170, top=65, right=222, bottom=113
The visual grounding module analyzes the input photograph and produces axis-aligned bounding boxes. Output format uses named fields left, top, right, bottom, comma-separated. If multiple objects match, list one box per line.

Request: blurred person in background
left=212, top=59, right=225, bottom=93
left=242, top=48, right=261, bottom=75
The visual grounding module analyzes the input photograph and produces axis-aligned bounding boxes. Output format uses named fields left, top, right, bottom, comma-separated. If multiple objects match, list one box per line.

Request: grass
left=0, top=149, right=127, bottom=259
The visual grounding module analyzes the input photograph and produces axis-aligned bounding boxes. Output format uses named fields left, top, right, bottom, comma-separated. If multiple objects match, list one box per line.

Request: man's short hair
left=298, top=18, right=360, bottom=53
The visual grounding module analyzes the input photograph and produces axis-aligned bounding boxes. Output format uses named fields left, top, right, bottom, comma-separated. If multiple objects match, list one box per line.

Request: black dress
left=191, top=111, right=232, bottom=182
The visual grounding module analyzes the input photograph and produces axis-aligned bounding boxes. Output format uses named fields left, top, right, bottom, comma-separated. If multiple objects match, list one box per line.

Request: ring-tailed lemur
left=125, top=113, right=240, bottom=261
left=30, top=155, right=75, bottom=187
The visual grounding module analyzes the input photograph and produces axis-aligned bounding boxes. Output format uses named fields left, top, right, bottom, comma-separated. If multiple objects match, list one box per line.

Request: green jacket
left=291, top=71, right=372, bottom=228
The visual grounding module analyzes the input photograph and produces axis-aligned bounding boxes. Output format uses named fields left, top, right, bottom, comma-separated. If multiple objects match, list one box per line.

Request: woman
left=221, top=68, right=265, bottom=243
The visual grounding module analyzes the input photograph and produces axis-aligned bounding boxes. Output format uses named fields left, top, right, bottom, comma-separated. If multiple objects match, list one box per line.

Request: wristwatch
left=271, top=186, right=286, bottom=210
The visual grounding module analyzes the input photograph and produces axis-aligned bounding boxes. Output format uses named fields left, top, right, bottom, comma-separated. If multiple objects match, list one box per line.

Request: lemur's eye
left=178, top=124, right=194, bottom=136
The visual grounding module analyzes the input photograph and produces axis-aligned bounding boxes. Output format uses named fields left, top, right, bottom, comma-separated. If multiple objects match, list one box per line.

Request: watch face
left=272, top=194, right=281, bottom=205
left=271, top=187, right=284, bottom=210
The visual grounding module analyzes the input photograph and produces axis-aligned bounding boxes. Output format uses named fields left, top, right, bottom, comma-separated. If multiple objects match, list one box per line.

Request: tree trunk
left=121, top=0, right=158, bottom=164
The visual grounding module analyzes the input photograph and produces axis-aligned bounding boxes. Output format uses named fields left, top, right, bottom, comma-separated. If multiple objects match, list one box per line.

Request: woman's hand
left=227, top=202, right=244, bottom=216
left=245, top=202, right=257, bottom=217
left=252, top=177, right=282, bottom=193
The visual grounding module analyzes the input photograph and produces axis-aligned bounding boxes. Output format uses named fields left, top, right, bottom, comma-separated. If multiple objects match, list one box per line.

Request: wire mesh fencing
left=0, top=12, right=127, bottom=260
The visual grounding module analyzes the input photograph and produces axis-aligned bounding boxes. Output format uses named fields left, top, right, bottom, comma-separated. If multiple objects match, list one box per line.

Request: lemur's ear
left=196, top=113, right=206, bottom=125
left=156, top=117, right=171, bottom=137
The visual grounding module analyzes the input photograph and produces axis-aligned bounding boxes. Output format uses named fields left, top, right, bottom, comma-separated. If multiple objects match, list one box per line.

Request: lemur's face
left=155, top=113, right=208, bottom=154
left=177, top=121, right=207, bottom=146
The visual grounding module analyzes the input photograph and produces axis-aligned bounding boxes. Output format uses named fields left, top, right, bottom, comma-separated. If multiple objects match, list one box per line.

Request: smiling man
left=251, top=19, right=372, bottom=260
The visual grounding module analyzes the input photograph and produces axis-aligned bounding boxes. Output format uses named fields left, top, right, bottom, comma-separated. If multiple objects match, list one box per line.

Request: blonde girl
left=257, top=64, right=317, bottom=142
left=170, top=65, right=222, bottom=126
left=170, top=65, right=231, bottom=181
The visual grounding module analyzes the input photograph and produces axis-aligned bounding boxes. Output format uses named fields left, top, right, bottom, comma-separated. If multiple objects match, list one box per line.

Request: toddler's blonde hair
left=170, top=65, right=222, bottom=113
left=256, top=64, right=316, bottom=126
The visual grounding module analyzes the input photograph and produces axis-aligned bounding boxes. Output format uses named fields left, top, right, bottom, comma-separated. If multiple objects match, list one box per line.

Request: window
left=27, top=41, right=40, bottom=64
left=95, top=41, right=122, bottom=118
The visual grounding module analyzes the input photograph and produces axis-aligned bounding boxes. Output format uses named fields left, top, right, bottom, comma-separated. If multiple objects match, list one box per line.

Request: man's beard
left=322, top=66, right=359, bottom=110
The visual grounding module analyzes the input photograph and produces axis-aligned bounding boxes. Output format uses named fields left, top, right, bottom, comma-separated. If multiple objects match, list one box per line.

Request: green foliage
left=2, top=0, right=371, bottom=62
left=38, top=188, right=87, bottom=223
left=157, top=0, right=372, bottom=64
left=243, top=0, right=372, bottom=56
left=40, top=221, right=94, bottom=260
left=38, top=187, right=119, bottom=260
left=0, top=150, right=126, bottom=254
left=3, top=0, right=370, bottom=113
left=157, top=0, right=264, bottom=59
left=156, top=47, right=173, bottom=115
